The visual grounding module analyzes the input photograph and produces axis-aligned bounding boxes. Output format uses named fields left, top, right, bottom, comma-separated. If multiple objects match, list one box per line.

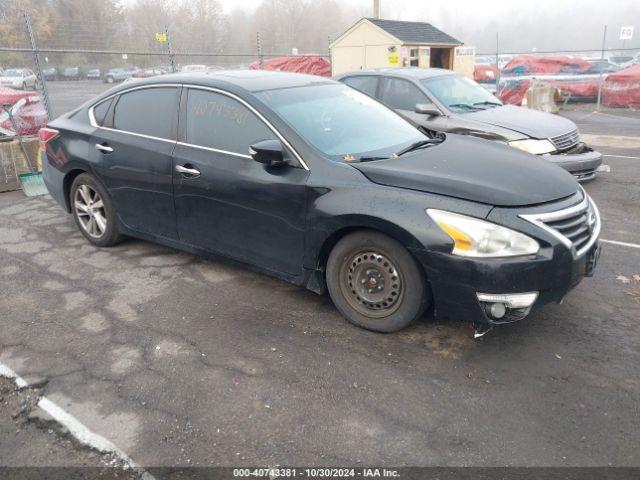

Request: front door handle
left=175, top=164, right=201, bottom=177
left=95, top=143, right=113, bottom=153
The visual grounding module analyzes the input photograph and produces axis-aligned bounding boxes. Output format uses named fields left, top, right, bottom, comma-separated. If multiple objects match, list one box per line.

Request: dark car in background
left=41, top=71, right=600, bottom=335
left=61, top=66, right=84, bottom=80
left=336, top=68, right=603, bottom=181
left=42, top=67, right=59, bottom=81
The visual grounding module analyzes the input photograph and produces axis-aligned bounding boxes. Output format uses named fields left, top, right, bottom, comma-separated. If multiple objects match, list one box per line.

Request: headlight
left=509, top=139, right=556, bottom=155
left=427, top=209, right=540, bottom=258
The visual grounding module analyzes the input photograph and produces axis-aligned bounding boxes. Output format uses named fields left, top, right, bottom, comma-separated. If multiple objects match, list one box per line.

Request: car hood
left=352, top=134, right=578, bottom=207
left=462, top=104, right=577, bottom=139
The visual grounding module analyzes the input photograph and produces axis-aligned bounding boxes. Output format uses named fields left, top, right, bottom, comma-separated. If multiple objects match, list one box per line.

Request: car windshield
left=421, top=74, right=502, bottom=113
left=4, top=69, right=22, bottom=77
left=256, top=84, right=426, bottom=161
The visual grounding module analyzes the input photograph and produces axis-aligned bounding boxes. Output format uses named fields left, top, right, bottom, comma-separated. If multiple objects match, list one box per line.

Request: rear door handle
left=95, top=143, right=113, bottom=153
left=175, top=164, right=201, bottom=177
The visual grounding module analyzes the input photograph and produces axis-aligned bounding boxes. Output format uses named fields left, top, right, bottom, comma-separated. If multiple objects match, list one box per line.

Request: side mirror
left=249, top=139, right=288, bottom=167
left=415, top=103, right=441, bottom=117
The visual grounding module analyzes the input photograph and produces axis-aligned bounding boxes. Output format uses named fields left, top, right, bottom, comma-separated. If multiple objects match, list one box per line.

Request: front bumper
left=413, top=242, right=600, bottom=327
left=543, top=146, right=602, bottom=181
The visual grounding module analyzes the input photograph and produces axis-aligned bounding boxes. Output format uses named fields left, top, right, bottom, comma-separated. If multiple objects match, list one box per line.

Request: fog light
left=477, top=292, right=539, bottom=323
left=489, top=302, right=506, bottom=319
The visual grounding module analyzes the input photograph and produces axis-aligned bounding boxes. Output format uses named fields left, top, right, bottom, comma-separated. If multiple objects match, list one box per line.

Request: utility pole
left=24, top=12, right=51, bottom=119
left=165, top=24, right=176, bottom=73
left=596, top=25, right=607, bottom=111
left=257, top=32, right=264, bottom=69
left=373, top=0, right=380, bottom=19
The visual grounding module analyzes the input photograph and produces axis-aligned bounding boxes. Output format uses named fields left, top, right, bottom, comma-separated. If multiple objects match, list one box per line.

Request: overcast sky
left=218, top=0, right=640, bottom=53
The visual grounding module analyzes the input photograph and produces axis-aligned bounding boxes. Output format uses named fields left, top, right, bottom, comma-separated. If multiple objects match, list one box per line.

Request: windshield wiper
left=354, top=156, right=391, bottom=162
left=395, top=138, right=442, bottom=157
left=473, top=100, right=502, bottom=107
left=448, top=103, right=481, bottom=111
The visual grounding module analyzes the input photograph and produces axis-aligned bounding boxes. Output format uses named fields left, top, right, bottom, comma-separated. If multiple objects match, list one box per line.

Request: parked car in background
left=42, top=67, right=59, bottom=81
left=609, top=55, right=635, bottom=66
left=103, top=67, right=139, bottom=83
left=0, top=68, right=37, bottom=90
left=60, top=67, right=84, bottom=81
left=337, top=68, right=602, bottom=181
left=132, top=67, right=168, bottom=78
left=86, top=68, right=102, bottom=80
left=181, top=64, right=207, bottom=72
left=41, top=71, right=600, bottom=335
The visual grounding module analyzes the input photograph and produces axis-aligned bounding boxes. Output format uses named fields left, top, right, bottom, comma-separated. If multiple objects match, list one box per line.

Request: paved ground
left=0, top=82, right=639, bottom=470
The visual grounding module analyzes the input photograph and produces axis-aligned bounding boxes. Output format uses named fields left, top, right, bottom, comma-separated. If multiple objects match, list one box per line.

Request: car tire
left=70, top=173, right=123, bottom=247
left=105, top=76, right=114, bottom=84
left=326, top=230, right=429, bottom=333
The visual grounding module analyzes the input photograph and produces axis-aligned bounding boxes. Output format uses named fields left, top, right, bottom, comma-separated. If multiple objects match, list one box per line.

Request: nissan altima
left=41, top=71, right=601, bottom=335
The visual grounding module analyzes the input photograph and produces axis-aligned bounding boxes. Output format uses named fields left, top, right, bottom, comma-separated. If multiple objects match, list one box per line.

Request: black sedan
left=336, top=68, right=603, bottom=181
left=40, top=71, right=601, bottom=335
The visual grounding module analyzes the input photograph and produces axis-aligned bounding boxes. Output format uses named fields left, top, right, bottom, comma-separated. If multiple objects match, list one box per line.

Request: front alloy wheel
left=327, top=231, right=429, bottom=333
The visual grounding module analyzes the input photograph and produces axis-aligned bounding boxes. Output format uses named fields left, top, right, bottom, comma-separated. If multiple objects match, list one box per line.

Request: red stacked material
left=474, top=65, right=498, bottom=83
left=498, top=56, right=601, bottom=105
left=0, top=87, right=48, bottom=137
left=602, top=65, right=640, bottom=108
left=249, top=56, right=331, bottom=77
left=502, top=55, right=592, bottom=75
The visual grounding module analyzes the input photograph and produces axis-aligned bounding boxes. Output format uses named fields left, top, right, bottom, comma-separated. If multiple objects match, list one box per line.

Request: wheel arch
left=62, top=168, right=89, bottom=212
left=314, top=216, right=427, bottom=273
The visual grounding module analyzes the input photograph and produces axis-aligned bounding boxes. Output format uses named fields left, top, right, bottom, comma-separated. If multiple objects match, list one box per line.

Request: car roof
left=116, top=70, right=335, bottom=93
left=337, top=67, right=457, bottom=80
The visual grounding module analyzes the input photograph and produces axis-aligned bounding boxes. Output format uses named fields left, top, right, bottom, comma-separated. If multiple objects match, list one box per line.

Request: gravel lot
left=0, top=80, right=639, bottom=471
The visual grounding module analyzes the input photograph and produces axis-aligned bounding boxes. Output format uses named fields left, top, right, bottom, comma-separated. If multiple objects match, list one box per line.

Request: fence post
left=24, top=12, right=52, bottom=119
left=165, top=24, right=176, bottom=73
left=495, top=32, right=501, bottom=91
left=596, top=25, right=607, bottom=112
left=257, top=32, right=264, bottom=69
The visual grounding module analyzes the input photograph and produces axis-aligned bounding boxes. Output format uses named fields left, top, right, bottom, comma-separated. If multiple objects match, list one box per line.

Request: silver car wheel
left=74, top=184, right=107, bottom=238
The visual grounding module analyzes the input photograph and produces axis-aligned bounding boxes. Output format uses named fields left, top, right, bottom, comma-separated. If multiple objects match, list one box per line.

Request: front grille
left=551, top=128, right=580, bottom=151
left=520, top=192, right=600, bottom=257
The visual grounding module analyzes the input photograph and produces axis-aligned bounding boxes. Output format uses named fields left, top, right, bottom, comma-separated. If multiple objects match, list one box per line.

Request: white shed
left=330, top=18, right=474, bottom=77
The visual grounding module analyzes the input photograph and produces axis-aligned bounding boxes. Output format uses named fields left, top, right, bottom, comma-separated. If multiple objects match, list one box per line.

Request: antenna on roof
left=373, top=0, right=380, bottom=19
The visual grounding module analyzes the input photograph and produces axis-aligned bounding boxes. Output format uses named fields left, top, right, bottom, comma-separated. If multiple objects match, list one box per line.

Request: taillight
left=39, top=127, right=59, bottom=152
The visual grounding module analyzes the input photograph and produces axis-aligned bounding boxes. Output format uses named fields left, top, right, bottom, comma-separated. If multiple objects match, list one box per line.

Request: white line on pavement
left=603, top=154, right=640, bottom=160
left=601, top=239, right=640, bottom=249
left=0, top=361, right=155, bottom=479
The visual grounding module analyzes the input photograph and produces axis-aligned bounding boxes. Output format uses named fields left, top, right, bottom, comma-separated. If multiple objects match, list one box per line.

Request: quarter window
left=342, top=76, right=378, bottom=97
left=185, top=89, right=276, bottom=155
left=380, top=77, right=430, bottom=110
left=113, top=87, right=178, bottom=139
left=92, top=98, right=113, bottom=126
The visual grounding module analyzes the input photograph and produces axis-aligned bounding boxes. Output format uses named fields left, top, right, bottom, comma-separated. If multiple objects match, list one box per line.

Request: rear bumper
left=544, top=148, right=602, bottom=181
left=411, top=241, right=600, bottom=327
left=42, top=152, right=69, bottom=212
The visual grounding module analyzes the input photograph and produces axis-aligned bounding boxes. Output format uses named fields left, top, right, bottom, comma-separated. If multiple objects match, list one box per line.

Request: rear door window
left=113, top=87, right=179, bottom=139
left=380, top=77, right=430, bottom=110
left=342, top=76, right=379, bottom=97
left=185, top=88, right=276, bottom=156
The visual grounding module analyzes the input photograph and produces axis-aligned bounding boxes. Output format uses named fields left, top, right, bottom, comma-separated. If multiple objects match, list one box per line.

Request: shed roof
left=365, top=18, right=463, bottom=46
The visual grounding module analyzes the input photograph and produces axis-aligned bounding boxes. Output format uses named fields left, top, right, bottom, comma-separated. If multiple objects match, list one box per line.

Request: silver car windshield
left=257, top=83, right=426, bottom=161
left=421, top=74, right=502, bottom=114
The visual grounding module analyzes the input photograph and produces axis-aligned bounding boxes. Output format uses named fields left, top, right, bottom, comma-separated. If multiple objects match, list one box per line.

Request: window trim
left=88, top=83, right=309, bottom=171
